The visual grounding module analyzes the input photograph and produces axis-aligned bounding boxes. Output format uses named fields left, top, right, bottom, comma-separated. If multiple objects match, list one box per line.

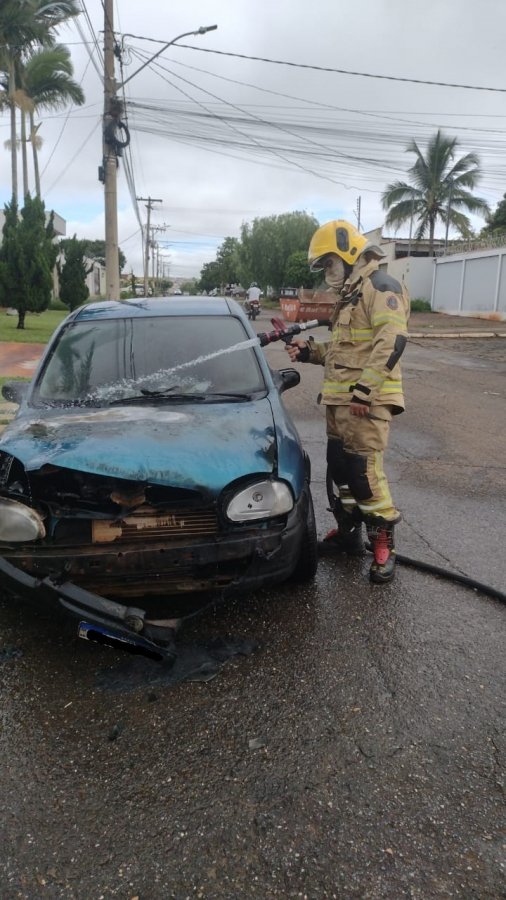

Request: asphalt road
left=0, top=314, right=505, bottom=898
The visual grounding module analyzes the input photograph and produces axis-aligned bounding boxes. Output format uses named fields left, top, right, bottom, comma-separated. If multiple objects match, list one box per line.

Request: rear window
left=35, top=315, right=265, bottom=404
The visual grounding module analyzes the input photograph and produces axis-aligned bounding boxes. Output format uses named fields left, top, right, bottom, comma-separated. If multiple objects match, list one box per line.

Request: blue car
left=0, top=298, right=317, bottom=658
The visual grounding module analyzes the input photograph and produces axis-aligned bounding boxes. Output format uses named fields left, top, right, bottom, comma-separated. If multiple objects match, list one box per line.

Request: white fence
left=432, top=247, right=506, bottom=319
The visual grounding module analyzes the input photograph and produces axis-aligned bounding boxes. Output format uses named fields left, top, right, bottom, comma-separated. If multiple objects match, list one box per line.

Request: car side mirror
left=273, top=367, right=301, bottom=393
left=1, top=381, right=29, bottom=404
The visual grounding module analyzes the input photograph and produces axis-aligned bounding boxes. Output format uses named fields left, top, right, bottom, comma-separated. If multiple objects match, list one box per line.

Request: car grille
left=92, top=507, right=219, bottom=544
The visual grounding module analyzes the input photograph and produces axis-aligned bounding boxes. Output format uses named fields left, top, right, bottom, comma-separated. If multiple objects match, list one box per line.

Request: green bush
left=411, top=298, right=432, bottom=312
left=48, top=298, right=68, bottom=311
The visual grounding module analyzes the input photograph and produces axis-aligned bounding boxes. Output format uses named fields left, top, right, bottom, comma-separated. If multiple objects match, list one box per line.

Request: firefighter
left=286, top=220, right=410, bottom=584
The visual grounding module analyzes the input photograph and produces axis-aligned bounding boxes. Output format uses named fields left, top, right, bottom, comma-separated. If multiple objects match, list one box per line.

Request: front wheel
left=289, top=490, right=318, bottom=583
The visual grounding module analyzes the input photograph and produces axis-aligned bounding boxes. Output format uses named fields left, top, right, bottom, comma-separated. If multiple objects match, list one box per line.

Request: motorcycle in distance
left=245, top=298, right=261, bottom=321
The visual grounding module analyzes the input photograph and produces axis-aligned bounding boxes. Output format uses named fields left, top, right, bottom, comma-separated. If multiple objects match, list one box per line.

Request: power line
left=120, top=226, right=142, bottom=245
left=120, top=35, right=506, bottom=93
left=129, top=47, right=382, bottom=192
left=75, top=3, right=103, bottom=83
left=175, top=44, right=506, bottom=94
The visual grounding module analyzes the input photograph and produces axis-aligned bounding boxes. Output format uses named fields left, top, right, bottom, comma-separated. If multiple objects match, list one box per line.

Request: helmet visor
left=309, top=253, right=335, bottom=273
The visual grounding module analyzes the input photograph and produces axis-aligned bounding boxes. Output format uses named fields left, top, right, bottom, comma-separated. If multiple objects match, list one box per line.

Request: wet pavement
left=0, top=313, right=505, bottom=898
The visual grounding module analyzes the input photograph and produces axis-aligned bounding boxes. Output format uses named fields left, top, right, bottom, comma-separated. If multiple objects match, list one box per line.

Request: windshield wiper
left=108, top=393, right=207, bottom=405
left=108, top=390, right=254, bottom=405
left=139, top=387, right=252, bottom=400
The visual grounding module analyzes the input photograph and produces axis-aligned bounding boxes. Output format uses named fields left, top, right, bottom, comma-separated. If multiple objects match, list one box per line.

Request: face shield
left=309, top=253, right=333, bottom=273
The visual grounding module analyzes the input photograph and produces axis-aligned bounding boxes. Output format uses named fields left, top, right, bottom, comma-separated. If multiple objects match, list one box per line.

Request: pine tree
left=0, top=195, right=56, bottom=328
left=0, top=201, right=24, bottom=319
left=58, top=236, right=90, bottom=310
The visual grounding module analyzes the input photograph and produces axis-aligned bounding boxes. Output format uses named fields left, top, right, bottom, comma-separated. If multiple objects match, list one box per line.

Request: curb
left=409, top=331, right=506, bottom=339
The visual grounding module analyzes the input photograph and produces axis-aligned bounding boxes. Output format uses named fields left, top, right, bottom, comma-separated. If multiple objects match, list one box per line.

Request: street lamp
left=120, top=25, right=218, bottom=89
left=102, top=11, right=217, bottom=300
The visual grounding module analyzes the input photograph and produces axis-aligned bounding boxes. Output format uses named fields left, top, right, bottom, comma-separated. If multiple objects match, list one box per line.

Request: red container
left=279, top=289, right=335, bottom=323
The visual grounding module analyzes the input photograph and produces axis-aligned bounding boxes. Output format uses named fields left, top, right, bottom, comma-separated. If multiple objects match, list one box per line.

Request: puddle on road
left=0, top=646, right=23, bottom=663
left=95, top=636, right=259, bottom=692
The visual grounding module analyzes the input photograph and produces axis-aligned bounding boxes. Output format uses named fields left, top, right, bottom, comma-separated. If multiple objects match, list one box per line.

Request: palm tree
left=381, top=130, right=490, bottom=255
left=0, top=0, right=48, bottom=203
left=19, top=44, right=85, bottom=197
left=0, top=0, right=80, bottom=202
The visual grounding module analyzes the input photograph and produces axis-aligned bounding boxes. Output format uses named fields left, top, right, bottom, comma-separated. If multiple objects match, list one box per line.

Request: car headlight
left=226, top=480, right=294, bottom=522
left=0, top=498, right=46, bottom=542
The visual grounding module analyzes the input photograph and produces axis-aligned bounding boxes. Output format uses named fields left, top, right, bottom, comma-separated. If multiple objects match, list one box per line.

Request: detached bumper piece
left=0, top=555, right=177, bottom=663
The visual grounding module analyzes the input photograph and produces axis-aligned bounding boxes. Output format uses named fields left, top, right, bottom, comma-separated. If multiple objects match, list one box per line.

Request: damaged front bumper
left=0, top=490, right=310, bottom=657
left=0, top=554, right=178, bottom=661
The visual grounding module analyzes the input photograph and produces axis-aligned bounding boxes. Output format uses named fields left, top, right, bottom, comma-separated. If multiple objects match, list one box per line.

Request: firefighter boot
left=366, top=521, right=396, bottom=584
left=321, top=518, right=364, bottom=556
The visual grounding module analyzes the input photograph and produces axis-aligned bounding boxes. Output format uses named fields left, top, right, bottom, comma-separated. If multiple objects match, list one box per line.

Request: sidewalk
left=408, top=311, right=506, bottom=338
left=0, top=342, right=46, bottom=377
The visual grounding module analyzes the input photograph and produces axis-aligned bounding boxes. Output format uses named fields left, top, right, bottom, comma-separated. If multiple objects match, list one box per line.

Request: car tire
left=290, top=489, right=318, bottom=583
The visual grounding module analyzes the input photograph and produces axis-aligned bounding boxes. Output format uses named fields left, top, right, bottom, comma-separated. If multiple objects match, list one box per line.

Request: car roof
left=73, top=296, right=235, bottom=321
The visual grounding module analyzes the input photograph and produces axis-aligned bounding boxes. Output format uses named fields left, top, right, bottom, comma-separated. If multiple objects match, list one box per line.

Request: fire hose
left=257, top=317, right=330, bottom=347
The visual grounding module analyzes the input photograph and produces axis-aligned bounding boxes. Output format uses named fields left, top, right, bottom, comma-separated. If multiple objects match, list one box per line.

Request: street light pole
left=119, top=25, right=218, bottom=89
left=102, top=23, right=218, bottom=300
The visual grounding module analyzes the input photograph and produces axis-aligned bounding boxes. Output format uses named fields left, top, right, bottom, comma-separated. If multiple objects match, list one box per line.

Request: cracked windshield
left=35, top=315, right=264, bottom=404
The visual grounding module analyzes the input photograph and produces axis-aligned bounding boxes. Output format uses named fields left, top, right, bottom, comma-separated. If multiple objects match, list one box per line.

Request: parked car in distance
left=0, top=297, right=317, bottom=659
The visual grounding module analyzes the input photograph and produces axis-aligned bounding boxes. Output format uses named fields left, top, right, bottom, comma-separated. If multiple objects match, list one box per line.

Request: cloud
left=2, top=0, right=503, bottom=279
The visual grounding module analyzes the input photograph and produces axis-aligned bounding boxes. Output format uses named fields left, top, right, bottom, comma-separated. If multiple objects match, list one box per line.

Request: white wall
left=388, top=257, right=435, bottom=300
left=432, top=248, right=506, bottom=320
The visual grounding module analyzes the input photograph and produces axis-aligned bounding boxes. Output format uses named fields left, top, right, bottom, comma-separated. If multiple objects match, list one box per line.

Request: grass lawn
left=0, top=309, right=67, bottom=344
left=0, top=375, right=30, bottom=388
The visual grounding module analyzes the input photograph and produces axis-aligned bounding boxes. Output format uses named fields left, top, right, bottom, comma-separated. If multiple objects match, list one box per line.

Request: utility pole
left=137, top=197, right=162, bottom=296
left=355, top=196, right=362, bottom=232
left=151, top=223, right=167, bottom=295
left=100, top=24, right=216, bottom=301
left=102, top=0, right=120, bottom=300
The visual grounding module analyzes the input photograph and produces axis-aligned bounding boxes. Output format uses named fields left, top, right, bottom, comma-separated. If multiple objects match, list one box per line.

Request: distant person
left=246, top=282, right=261, bottom=303
left=285, top=220, right=410, bottom=584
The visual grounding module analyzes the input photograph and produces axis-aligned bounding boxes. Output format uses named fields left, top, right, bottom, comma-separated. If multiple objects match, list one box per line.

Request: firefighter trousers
left=325, top=404, right=400, bottom=523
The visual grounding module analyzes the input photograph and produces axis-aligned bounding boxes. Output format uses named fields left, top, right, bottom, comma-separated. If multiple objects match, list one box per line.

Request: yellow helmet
left=308, top=220, right=369, bottom=269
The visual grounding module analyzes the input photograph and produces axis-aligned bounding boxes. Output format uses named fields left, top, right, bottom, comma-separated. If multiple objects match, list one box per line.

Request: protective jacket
left=307, top=259, right=410, bottom=412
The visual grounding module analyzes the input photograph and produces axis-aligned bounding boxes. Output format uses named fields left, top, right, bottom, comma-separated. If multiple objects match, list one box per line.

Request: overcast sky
left=2, top=0, right=506, bottom=278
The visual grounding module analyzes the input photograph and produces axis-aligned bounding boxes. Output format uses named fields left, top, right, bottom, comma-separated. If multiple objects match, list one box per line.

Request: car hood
left=0, top=401, right=277, bottom=494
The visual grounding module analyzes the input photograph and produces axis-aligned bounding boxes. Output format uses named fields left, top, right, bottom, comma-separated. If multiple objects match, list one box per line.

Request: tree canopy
left=60, top=238, right=126, bottom=273
left=284, top=250, right=320, bottom=289
left=239, top=211, right=319, bottom=294
left=483, top=193, right=506, bottom=234
left=199, top=211, right=319, bottom=296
